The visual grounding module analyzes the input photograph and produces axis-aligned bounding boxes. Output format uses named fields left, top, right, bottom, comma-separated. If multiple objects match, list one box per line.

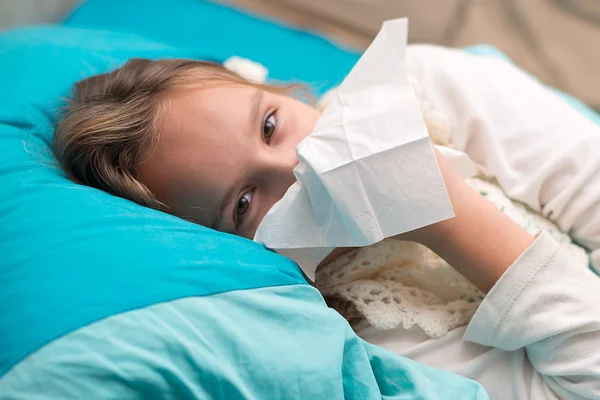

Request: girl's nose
left=263, top=151, right=298, bottom=197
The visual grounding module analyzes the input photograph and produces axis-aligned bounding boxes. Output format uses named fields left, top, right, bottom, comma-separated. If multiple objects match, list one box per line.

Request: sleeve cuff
left=463, top=230, right=560, bottom=347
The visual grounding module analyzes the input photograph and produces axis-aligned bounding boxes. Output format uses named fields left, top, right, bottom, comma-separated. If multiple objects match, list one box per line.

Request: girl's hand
left=397, top=148, right=535, bottom=292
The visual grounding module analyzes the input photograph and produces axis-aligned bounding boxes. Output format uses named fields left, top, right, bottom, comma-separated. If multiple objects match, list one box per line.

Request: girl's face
left=136, top=85, right=320, bottom=239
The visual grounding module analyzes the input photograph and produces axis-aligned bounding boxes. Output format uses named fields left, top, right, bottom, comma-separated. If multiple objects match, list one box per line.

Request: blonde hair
left=54, top=58, right=297, bottom=209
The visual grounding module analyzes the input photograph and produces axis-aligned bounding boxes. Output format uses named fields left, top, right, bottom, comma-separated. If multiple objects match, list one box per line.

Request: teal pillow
left=0, top=26, right=489, bottom=399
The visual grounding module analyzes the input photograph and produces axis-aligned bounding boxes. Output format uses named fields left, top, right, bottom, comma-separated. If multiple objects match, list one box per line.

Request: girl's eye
left=235, top=190, right=253, bottom=224
left=263, top=112, right=277, bottom=142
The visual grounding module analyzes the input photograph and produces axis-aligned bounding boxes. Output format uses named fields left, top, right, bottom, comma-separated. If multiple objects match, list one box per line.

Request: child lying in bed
left=53, top=46, right=600, bottom=400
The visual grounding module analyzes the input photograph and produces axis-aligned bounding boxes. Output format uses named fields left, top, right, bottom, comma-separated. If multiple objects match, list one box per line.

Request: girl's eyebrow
left=249, top=89, right=264, bottom=128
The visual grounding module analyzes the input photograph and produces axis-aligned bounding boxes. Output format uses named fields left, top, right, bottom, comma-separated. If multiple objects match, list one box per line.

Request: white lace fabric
left=315, top=78, right=589, bottom=338
left=316, top=239, right=484, bottom=337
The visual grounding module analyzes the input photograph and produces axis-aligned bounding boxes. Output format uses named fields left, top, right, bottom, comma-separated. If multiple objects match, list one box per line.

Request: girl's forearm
left=403, top=151, right=535, bottom=293
left=419, top=180, right=534, bottom=293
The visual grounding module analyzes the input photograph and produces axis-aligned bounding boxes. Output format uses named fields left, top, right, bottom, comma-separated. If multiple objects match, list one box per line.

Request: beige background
left=2, top=0, right=598, bottom=110
left=0, top=0, right=78, bottom=30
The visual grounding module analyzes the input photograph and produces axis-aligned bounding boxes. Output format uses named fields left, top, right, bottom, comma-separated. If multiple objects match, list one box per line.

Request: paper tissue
left=254, top=18, right=455, bottom=279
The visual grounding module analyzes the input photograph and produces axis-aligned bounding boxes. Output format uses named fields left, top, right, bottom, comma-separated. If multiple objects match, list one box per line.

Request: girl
left=53, top=46, right=600, bottom=399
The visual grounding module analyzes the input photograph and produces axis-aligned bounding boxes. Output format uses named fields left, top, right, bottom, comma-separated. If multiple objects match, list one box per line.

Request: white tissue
left=254, top=19, right=455, bottom=280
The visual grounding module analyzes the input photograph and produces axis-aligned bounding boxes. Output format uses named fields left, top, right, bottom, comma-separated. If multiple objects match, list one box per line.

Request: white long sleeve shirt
left=360, top=45, right=600, bottom=400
